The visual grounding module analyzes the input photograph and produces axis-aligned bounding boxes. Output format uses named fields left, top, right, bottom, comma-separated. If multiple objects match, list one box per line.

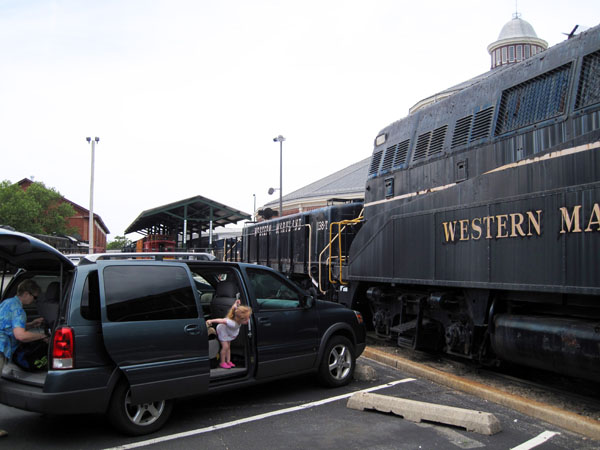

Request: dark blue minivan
left=0, top=229, right=365, bottom=435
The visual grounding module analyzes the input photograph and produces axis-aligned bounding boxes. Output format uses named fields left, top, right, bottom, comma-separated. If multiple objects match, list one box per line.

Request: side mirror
left=301, top=295, right=314, bottom=309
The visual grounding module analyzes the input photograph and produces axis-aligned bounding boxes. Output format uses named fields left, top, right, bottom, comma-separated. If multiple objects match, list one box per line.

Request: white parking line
left=510, top=431, right=561, bottom=450
left=104, top=378, right=416, bottom=450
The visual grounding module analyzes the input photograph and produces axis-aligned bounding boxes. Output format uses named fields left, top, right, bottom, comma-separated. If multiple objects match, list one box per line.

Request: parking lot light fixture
left=273, top=135, right=285, bottom=217
left=86, top=137, right=99, bottom=254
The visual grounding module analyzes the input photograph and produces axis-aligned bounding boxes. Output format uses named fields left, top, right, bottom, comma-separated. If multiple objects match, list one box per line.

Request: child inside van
left=206, top=299, right=252, bottom=369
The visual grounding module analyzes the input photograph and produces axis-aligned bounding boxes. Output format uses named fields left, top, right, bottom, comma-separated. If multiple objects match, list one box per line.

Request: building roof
left=16, top=178, right=110, bottom=234
left=263, top=157, right=369, bottom=209
left=125, top=195, right=251, bottom=236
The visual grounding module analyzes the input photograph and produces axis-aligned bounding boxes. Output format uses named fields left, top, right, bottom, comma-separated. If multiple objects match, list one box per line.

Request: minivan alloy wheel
left=329, top=343, right=352, bottom=380
left=124, top=390, right=165, bottom=426
left=318, top=336, right=355, bottom=387
left=108, top=382, right=173, bottom=436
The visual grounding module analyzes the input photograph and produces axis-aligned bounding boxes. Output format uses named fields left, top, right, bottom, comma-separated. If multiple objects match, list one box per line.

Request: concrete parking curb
left=348, top=391, right=502, bottom=435
left=363, top=347, right=600, bottom=441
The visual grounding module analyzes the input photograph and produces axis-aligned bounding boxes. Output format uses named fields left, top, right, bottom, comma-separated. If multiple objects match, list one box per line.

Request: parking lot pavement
left=1, top=356, right=596, bottom=449
left=99, top=357, right=596, bottom=450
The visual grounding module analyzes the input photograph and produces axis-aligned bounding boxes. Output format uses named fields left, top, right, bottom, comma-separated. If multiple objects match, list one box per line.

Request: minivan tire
left=318, top=336, right=355, bottom=387
left=107, top=381, right=174, bottom=436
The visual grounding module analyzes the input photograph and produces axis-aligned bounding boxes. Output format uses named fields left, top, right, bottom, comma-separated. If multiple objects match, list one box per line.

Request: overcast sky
left=1, top=0, right=598, bottom=239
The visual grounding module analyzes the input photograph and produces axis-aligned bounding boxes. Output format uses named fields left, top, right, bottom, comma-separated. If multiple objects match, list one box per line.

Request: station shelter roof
left=124, top=195, right=251, bottom=237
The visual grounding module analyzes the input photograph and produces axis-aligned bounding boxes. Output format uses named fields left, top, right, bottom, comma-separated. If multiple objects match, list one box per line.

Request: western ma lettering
left=441, top=204, right=600, bottom=243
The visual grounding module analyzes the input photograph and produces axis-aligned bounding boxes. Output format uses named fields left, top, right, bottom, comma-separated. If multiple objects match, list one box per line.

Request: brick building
left=17, top=178, right=110, bottom=252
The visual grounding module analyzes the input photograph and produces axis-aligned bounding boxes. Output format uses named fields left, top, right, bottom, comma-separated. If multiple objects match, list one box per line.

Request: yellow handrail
left=328, top=212, right=363, bottom=286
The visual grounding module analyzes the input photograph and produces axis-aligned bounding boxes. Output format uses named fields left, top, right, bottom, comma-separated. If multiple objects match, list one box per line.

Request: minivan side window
left=103, top=265, right=198, bottom=322
left=80, top=270, right=101, bottom=321
left=246, top=268, right=301, bottom=310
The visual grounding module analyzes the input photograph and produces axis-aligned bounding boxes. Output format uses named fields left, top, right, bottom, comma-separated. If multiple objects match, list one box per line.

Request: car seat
left=37, top=281, right=60, bottom=329
left=210, top=280, right=239, bottom=319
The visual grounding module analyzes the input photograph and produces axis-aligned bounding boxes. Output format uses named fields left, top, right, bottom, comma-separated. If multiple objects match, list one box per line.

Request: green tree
left=0, top=180, right=77, bottom=235
left=107, top=235, right=132, bottom=251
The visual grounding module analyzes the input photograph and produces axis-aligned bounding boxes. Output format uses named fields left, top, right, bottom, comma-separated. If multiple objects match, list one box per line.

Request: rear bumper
left=0, top=378, right=111, bottom=415
left=0, top=366, right=116, bottom=415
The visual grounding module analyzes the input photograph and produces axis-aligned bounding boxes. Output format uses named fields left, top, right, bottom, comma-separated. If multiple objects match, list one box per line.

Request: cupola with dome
left=487, top=13, right=548, bottom=69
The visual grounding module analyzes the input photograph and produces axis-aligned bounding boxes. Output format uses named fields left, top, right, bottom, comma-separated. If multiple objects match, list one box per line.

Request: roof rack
left=78, top=252, right=216, bottom=265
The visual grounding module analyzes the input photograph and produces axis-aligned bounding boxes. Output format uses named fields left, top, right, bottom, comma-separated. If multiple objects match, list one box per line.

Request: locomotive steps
left=362, top=346, right=600, bottom=441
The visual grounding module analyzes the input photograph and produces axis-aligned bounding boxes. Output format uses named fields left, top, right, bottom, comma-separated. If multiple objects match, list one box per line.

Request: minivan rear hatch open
left=0, top=229, right=75, bottom=273
left=0, top=229, right=75, bottom=384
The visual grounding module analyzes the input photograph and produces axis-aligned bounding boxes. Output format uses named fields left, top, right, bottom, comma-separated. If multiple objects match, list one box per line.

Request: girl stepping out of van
left=207, top=299, right=252, bottom=369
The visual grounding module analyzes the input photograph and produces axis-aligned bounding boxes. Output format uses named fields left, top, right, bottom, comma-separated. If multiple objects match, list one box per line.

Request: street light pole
left=86, top=137, right=100, bottom=254
left=273, top=135, right=285, bottom=217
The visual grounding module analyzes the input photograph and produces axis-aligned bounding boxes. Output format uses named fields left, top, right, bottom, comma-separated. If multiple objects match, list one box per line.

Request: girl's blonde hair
left=227, top=304, right=252, bottom=322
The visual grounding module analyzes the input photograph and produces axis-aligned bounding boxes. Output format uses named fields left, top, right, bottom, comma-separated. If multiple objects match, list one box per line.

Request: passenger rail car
left=241, top=201, right=363, bottom=300
left=345, top=25, right=600, bottom=381
left=242, top=25, right=600, bottom=381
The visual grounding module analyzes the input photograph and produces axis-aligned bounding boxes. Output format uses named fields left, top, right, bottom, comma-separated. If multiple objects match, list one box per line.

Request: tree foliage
left=0, top=180, right=77, bottom=235
left=107, top=235, right=132, bottom=251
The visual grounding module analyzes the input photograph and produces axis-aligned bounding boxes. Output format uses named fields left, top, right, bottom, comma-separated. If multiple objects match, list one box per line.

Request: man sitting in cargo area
left=0, top=279, right=48, bottom=438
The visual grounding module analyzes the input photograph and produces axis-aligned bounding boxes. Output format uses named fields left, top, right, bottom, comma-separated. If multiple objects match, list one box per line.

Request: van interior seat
left=37, top=281, right=60, bottom=328
left=210, top=280, right=239, bottom=319
left=209, top=280, right=247, bottom=364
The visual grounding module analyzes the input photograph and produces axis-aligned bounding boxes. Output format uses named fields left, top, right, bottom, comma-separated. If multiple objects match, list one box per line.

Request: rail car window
left=495, top=63, right=572, bottom=135
left=575, top=50, right=600, bottom=110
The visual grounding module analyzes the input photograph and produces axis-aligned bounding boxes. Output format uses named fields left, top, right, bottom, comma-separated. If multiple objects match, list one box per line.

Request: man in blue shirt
left=0, top=279, right=47, bottom=438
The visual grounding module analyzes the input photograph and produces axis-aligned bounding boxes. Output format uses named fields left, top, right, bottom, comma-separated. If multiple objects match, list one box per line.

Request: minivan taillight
left=52, top=327, right=74, bottom=369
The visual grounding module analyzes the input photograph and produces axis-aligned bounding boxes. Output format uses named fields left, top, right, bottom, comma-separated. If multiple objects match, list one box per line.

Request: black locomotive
left=241, top=25, right=600, bottom=382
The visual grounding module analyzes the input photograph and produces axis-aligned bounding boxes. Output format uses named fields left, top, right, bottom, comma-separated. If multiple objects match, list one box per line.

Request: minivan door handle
left=257, top=317, right=271, bottom=326
left=184, top=324, right=201, bottom=335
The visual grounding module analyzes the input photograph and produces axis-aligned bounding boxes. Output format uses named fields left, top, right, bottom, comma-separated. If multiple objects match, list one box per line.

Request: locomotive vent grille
left=429, top=125, right=448, bottom=156
left=413, top=131, right=431, bottom=161
left=575, top=49, right=600, bottom=110
left=451, top=115, right=472, bottom=149
left=470, top=107, right=494, bottom=141
left=393, top=139, right=410, bottom=167
left=381, top=144, right=396, bottom=172
left=495, top=63, right=572, bottom=135
left=369, top=149, right=383, bottom=177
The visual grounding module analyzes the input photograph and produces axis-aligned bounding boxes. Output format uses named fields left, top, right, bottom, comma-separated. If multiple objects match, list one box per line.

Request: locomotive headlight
left=375, top=133, right=386, bottom=146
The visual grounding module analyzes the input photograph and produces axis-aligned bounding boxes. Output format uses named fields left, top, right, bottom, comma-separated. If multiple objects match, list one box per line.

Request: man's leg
left=0, top=355, right=6, bottom=437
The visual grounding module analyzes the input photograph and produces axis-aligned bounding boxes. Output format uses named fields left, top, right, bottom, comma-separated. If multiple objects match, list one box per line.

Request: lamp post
left=273, top=135, right=285, bottom=217
left=253, top=193, right=256, bottom=222
left=86, top=137, right=99, bottom=254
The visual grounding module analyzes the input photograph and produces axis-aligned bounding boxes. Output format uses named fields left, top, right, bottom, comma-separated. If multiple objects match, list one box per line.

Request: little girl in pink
left=207, top=299, right=252, bottom=369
